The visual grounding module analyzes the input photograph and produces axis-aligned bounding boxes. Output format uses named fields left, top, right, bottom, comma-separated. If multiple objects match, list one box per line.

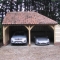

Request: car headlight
left=24, top=40, right=27, bottom=42
left=23, top=38, right=27, bottom=42
left=47, top=39, right=50, bottom=42
left=36, top=39, right=39, bottom=42
left=11, top=38, right=14, bottom=40
left=23, top=38, right=26, bottom=40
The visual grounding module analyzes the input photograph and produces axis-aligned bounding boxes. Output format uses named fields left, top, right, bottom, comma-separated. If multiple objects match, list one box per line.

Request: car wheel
left=35, top=40, right=37, bottom=44
left=11, top=43, right=13, bottom=45
left=25, top=43, right=27, bottom=45
left=35, top=42, right=37, bottom=45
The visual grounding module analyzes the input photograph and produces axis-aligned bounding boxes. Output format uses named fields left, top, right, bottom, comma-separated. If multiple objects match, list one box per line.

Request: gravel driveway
left=0, top=45, right=60, bottom=60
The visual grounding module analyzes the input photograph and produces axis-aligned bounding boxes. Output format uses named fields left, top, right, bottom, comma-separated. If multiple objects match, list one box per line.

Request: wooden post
left=25, top=25, right=34, bottom=46
left=50, top=25, right=54, bottom=30
left=29, top=29, right=31, bottom=46
left=3, top=25, right=9, bottom=45
left=54, top=25, right=55, bottom=45
left=3, top=26, right=6, bottom=45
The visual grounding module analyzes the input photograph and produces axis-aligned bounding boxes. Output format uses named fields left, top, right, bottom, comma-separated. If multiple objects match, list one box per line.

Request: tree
left=0, top=0, right=60, bottom=23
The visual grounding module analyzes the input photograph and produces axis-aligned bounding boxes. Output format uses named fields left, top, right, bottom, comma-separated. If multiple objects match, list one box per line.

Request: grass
left=0, top=22, right=2, bottom=40
left=58, top=20, right=60, bottom=24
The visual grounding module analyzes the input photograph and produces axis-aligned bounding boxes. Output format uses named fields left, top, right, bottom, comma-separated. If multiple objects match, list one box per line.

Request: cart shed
left=2, top=12, right=58, bottom=46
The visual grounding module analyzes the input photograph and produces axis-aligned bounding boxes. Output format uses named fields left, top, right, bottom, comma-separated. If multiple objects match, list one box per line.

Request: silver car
left=35, top=37, right=50, bottom=45
left=11, top=32, right=27, bottom=44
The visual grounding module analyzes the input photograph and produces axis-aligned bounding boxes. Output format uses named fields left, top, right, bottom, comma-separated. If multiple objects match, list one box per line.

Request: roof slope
left=2, top=12, right=57, bottom=25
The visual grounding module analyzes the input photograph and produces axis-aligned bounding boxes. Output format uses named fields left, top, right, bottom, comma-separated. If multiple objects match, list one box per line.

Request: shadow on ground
left=0, top=40, right=3, bottom=47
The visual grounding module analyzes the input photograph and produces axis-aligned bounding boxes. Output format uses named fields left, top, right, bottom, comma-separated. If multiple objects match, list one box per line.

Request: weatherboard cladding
left=2, top=12, right=57, bottom=25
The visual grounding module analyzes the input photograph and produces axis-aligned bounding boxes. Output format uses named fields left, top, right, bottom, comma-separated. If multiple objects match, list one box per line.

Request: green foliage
left=18, top=0, right=23, bottom=3
left=0, top=0, right=2, bottom=2
left=51, top=0, right=56, bottom=2
left=0, top=22, right=2, bottom=39
left=0, top=0, right=60, bottom=24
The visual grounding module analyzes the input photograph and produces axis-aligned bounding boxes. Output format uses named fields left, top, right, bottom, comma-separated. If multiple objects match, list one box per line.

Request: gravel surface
left=0, top=45, right=60, bottom=60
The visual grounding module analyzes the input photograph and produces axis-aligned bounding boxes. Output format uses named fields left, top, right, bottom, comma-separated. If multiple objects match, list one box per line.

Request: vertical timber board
left=54, top=24, right=60, bottom=43
left=6, top=27, right=9, bottom=44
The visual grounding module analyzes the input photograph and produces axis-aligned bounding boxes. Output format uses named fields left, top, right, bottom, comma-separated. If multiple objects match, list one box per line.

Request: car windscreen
left=14, top=32, right=25, bottom=35
left=36, top=37, right=49, bottom=41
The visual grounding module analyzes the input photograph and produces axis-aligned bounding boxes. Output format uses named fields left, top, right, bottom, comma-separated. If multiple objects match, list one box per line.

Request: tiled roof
left=2, top=12, right=57, bottom=25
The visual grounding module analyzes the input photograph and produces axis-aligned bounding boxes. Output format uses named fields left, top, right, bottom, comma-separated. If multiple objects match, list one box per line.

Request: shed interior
left=31, top=25, right=54, bottom=44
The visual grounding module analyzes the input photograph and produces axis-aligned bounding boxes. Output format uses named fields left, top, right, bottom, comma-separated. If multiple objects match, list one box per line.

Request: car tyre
left=11, top=43, right=13, bottom=45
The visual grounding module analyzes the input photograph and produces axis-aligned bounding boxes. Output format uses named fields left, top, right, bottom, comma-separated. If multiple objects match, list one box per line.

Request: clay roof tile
left=2, top=12, right=58, bottom=25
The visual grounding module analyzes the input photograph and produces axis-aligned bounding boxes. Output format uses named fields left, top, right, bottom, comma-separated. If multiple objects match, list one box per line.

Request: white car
left=11, top=32, right=27, bottom=44
left=35, top=37, right=50, bottom=45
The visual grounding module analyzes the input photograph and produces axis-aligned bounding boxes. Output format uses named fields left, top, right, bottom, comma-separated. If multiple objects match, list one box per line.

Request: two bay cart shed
left=2, top=12, right=58, bottom=46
